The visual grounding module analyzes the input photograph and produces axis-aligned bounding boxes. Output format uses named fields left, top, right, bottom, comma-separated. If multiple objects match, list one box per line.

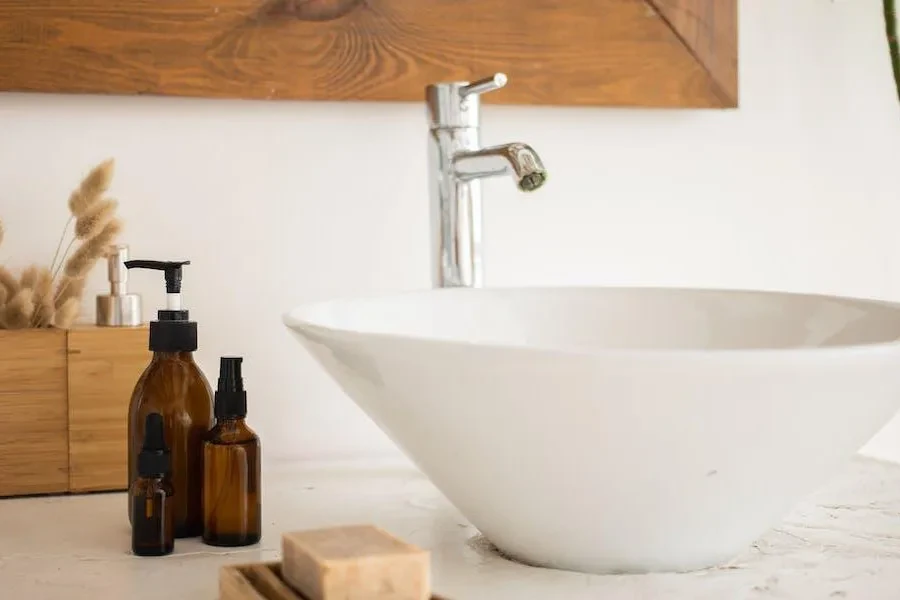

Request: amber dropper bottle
left=131, top=412, right=175, bottom=557
left=202, top=356, right=262, bottom=547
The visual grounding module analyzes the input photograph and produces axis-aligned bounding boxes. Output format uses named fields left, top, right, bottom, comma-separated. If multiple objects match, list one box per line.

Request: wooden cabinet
left=0, top=325, right=150, bottom=497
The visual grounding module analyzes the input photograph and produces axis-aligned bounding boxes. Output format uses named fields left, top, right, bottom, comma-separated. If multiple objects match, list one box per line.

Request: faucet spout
left=454, top=143, right=548, bottom=192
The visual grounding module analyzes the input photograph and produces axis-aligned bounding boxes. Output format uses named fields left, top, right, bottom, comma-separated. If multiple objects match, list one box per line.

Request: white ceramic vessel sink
left=284, top=286, right=900, bottom=574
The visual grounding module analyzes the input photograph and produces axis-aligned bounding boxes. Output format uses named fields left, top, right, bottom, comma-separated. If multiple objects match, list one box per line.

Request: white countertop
left=2, top=456, right=900, bottom=599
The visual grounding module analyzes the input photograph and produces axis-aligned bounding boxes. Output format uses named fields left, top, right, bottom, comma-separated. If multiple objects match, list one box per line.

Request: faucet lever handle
left=459, top=73, right=508, bottom=99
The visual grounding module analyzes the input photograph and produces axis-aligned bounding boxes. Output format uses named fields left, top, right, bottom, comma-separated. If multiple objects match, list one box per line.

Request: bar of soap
left=282, top=524, right=430, bottom=600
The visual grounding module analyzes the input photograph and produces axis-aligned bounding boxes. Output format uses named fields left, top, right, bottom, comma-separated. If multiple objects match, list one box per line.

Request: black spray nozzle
left=138, top=412, right=171, bottom=477
left=218, top=356, right=244, bottom=393
left=124, top=260, right=191, bottom=294
left=215, top=356, right=247, bottom=419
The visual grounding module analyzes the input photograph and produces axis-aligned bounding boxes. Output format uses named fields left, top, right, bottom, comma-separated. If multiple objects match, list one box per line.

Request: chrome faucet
left=426, top=73, right=548, bottom=288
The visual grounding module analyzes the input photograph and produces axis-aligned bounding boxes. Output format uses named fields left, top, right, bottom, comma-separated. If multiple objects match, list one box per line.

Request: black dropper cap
left=215, top=356, right=247, bottom=420
left=138, top=413, right=171, bottom=477
left=124, top=260, right=197, bottom=352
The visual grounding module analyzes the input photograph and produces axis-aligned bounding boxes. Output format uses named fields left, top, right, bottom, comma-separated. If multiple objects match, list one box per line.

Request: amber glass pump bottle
left=125, top=260, right=213, bottom=538
left=203, top=356, right=261, bottom=547
left=130, top=412, right=175, bottom=557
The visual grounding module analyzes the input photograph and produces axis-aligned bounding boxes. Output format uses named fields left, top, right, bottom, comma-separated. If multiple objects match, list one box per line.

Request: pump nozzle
left=219, top=356, right=244, bottom=393
left=125, top=259, right=198, bottom=352
left=215, top=356, right=247, bottom=419
left=124, top=260, right=190, bottom=311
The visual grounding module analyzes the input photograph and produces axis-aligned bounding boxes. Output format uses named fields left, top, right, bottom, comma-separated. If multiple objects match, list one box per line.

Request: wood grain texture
left=648, top=0, right=738, bottom=105
left=244, top=565, right=303, bottom=600
left=0, top=0, right=738, bottom=107
left=220, top=564, right=270, bottom=600
left=67, top=325, right=150, bottom=493
left=220, top=562, right=449, bottom=600
left=0, top=329, right=69, bottom=497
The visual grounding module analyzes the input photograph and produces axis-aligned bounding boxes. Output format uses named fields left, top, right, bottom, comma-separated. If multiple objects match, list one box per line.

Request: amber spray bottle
left=203, top=356, right=262, bottom=547
left=125, top=260, right=213, bottom=538
left=131, top=412, right=175, bottom=557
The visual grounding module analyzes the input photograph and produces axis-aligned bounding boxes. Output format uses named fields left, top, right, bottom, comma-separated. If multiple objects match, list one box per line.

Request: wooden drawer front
left=0, top=330, right=68, bottom=496
left=67, top=326, right=150, bottom=492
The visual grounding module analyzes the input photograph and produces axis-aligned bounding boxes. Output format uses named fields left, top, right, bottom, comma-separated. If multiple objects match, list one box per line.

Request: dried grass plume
left=19, top=265, right=39, bottom=290
left=4, top=288, right=35, bottom=329
left=54, top=297, right=80, bottom=329
left=31, top=268, right=55, bottom=328
left=64, top=218, right=123, bottom=279
left=0, top=266, right=15, bottom=297
left=67, top=159, right=114, bottom=217
left=74, top=198, right=118, bottom=240
left=1, top=158, right=123, bottom=330
left=54, top=275, right=86, bottom=311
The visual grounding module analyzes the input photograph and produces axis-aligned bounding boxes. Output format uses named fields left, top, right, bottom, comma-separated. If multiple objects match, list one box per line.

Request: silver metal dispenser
left=96, top=244, right=143, bottom=327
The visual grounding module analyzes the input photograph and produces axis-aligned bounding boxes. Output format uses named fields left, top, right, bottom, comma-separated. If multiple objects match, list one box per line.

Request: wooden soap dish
left=220, top=562, right=449, bottom=600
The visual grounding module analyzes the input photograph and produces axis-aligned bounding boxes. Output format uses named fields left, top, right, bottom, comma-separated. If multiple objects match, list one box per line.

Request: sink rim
left=283, top=284, right=900, bottom=358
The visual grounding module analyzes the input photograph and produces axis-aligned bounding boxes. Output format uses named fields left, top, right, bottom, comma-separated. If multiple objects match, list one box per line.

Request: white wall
left=2, top=0, right=900, bottom=462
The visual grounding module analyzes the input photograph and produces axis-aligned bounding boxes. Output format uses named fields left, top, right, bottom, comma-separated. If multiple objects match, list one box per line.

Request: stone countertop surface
left=2, top=456, right=900, bottom=599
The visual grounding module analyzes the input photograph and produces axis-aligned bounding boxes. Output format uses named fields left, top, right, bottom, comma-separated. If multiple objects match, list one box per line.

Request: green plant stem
left=886, top=0, right=900, bottom=103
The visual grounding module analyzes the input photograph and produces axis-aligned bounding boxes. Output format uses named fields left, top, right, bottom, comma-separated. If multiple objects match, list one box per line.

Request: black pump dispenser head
left=138, top=413, right=171, bottom=477
left=124, top=260, right=190, bottom=309
left=215, top=356, right=247, bottom=419
left=124, top=260, right=197, bottom=352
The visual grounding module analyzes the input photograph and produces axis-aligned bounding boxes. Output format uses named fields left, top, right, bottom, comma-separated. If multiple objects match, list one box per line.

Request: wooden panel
left=0, top=0, right=738, bottom=108
left=0, top=329, right=69, bottom=496
left=648, top=0, right=738, bottom=105
left=67, top=325, right=151, bottom=493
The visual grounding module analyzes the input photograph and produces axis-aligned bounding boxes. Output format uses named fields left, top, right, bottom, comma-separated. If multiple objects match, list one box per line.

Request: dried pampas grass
left=0, top=266, right=16, bottom=297
left=3, top=289, right=35, bottom=329
left=64, top=218, right=122, bottom=279
left=19, top=265, right=39, bottom=290
left=0, top=158, right=124, bottom=330
left=67, top=159, right=114, bottom=218
left=30, top=268, right=55, bottom=328
left=54, top=274, right=85, bottom=311
left=54, top=297, right=81, bottom=329
left=74, top=198, right=118, bottom=240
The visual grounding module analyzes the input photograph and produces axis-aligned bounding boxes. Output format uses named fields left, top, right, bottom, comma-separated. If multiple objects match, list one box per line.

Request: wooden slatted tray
left=220, top=561, right=449, bottom=600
